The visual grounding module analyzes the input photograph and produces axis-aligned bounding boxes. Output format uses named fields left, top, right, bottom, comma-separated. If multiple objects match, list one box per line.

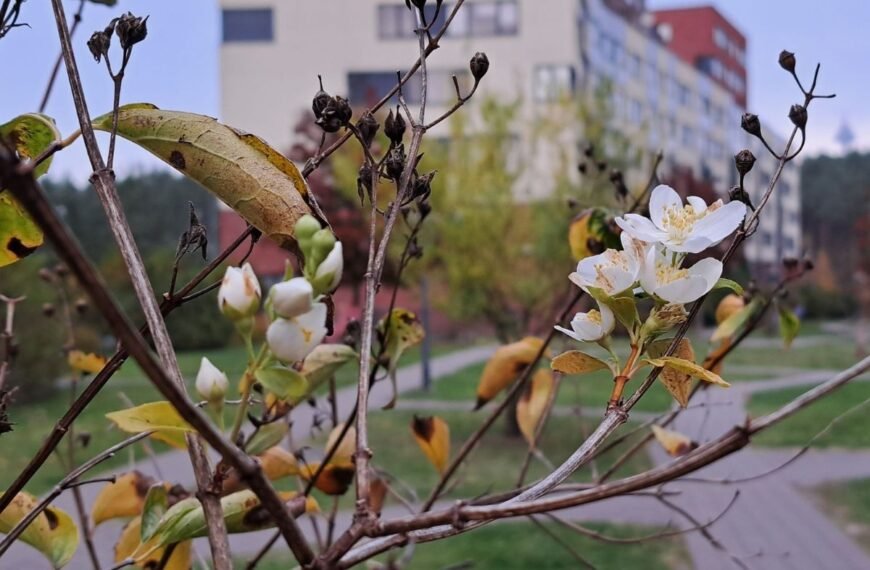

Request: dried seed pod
left=469, top=52, right=489, bottom=82
left=740, top=113, right=762, bottom=137
left=778, top=50, right=796, bottom=73
left=788, top=104, right=807, bottom=129
left=734, top=149, right=756, bottom=176
left=384, top=108, right=407, bottom=145
left=115, top=12, right=148, bottom=50
left=312, top=75, right=332, bottom=120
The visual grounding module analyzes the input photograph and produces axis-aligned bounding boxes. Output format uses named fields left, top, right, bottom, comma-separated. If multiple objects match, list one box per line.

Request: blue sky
left=1, top=0, right=867, bottom=182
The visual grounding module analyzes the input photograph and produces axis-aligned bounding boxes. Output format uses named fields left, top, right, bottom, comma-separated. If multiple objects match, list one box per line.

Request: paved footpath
left=7, top=340, right=870, bottom=569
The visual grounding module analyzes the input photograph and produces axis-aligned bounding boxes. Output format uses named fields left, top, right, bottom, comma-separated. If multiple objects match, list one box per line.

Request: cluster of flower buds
left=294, top=214, right=343, bottom=295
left=312, top=76, right=352, bottom=133
left=87, top=12, right=148, bottom=65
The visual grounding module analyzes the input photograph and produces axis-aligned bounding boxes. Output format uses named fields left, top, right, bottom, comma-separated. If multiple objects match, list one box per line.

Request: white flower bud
left=218, top=262, right=261, bottom=320
left=313, top=242, right=343, bottom=293
left=195, top=357, right=228, bottom=402
left=266, top=302, right=328, bottom=363
left=270, top=277, right=314, bottom=320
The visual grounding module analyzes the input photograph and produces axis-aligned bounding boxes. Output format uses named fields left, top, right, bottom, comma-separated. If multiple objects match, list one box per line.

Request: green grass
left=717, top=341, right=858, bottom=371
left=747, top=382, right=870, bottom=448
left=405, top=361, right=676, bottom=413
left=248, top=521, right=689, bottom=569
left=0, top=341, right=467, bottom=495
left=810, top=479, right=870, bottom=555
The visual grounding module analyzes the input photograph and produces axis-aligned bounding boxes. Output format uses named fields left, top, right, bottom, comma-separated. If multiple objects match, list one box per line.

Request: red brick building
left=651, top=5, right=748, bottom=108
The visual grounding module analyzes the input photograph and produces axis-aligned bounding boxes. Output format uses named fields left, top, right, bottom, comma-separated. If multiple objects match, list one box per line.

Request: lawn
left=747, top=381, right=870, bottom=448
left=0, top=341, right=467, bottom=495
left=248, top=521, right=690, bottom=569
left=810, top=479, right=870, bottom=555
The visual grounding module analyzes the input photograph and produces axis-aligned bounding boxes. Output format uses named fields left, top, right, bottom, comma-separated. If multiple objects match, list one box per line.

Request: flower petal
left=655, top=276, right=710, bottom=304
left=686, top=196, right=707, bottom=214
left=555, top=325, right=585, bottom=343
left=687, top=258, right=723, bottom=289
left=668, top=234, right=714, bottom=254
left=691, top=201, right=747, bottom=247
left=649, top=185, right=682, bottom=230
left=615, top=214, right=667, bottom=244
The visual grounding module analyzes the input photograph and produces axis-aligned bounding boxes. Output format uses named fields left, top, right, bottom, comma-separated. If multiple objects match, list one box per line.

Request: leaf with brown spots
left=0, top=114, right=61, bottom=266
left=376, top=309, right=425, bottom=409
left=411, top=415, right=450, bottom=473
left=550, top=350, right=610, bottom=376
left=114, top=515, right=191, bottom=570
left=91, top=471, right=156, bottom=526
left=0, top=490, right=78, bottom=568
left=647, top=338, right=695, bottom=407
left=91, top=104, right=312, bottom=250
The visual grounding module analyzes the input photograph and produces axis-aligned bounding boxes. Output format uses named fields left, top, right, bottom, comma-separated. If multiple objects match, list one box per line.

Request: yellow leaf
left=324, top=423, right=357, bottom=466
left=377, top=309, right=425, bottom=409
left=550, top=350, right=609, bottom=376
left=516, top=369, right=555, bottom=446
left=702, top=338, right=731, bottom=378
left=645, top=356, right=730, bottom=388
left=651, top=425, right=697, bottom=457
left=114, top=516, right=191, bottom=570
left=91, top=471, right=156, bottom=526
left=106, top=401, right=195, bottom=448
left=567, top=208, right=620, bottom=262
left=476, top=337, right=544, bottom=409
left=711, top=298, right=760, bottom=342
left=715, top=294, right=745, bottom=325
left=411, top=415, right=450, bottom=474
left=0, top=491, right=78, bottom=568
left=67, top=350, right=107, bottom=375
left=92, top=104, right=311, bottom=250
left=647, top=339, right=695, bottom=407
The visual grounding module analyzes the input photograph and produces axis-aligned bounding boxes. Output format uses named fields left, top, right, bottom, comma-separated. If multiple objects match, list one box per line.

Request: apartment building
left=218, top=0, right=800, bottom=273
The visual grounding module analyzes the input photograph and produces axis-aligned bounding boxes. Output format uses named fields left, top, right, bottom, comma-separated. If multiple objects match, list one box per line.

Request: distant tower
left=835, top=120, right=855, bottom=152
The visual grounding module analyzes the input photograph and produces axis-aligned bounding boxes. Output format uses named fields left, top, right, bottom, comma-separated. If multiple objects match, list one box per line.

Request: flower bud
left=734, top=149, right=756, bottom=176
left=310, top=229, right=337, bottom=267
left=384, top=108, right=407, bottom=145
left=788, top=104, right=807, bottom=129
left=640, top=303, right=688, bottom=338
left=313, top=242, right=343, bottom=293
left=295, top=214, right=321, bottom=241
left=267, top=303, right=328, bottom=363
left=356, top=111, right=380, bottom=148
left=115, top=12, right=148, bottom=51
left=469, top=52, right=489, bottom=82
left=217, top=263, right=261, bottom=321
left=270, top=277, right=314, bottom=320
left=715, top=294, right=745, bottom=325
left=196, top=357, right=229, bottom=402
left=87, top=30, right=111, bottom=63
left=312, top=75, right=331, bottom=120
left=778, top=50, right=796, bottom=73
left=740, top=113, right=762, bottom=137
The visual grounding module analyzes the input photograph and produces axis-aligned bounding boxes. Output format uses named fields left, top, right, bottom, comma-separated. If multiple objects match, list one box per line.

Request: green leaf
left=778, top=306, right=800, bottom=349
left=105, top=401, right=195, bottom=448
left=711, top=297, right=761, bottom=342
left=91, top=104, right=312, bottom=250
left=0, top=114, right=61, bottom=266
left=550, top=350, right=610, bottom=375
left=712, top=278, right=744, bottom=295
left=300, top=344, right=358, bottom=395
left=586, top=286, right=639, bottom=331
left=246, top=421, right=289, bottom=456
left=140, top=485, right=169, bottom=543
left=255, top=365, right=308, bottom=401
left=0, top=491, right=79, bottom=568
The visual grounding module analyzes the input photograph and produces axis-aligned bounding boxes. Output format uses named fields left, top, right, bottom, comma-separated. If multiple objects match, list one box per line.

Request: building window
left=378, top=2, right=517, bottom=39
left=222, top=8, right=273, bottom=43
left=348, top=69, right=468, bottom=107
left=533, top=65, right=576, bottom=102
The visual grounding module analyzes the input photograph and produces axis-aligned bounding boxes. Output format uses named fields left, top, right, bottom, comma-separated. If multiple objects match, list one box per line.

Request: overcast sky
left=1, top=0, right=867, bottom=182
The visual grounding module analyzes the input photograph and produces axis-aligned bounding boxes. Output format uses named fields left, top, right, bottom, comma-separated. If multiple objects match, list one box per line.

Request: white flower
left=270, top=277, right=314, bottom=320
left=639, top=247, right=723, bottom=304
left=195, top=357, right=228, bottom=402
left=569, top=233, right=643, bottom=296
left=615, top=185, right=746, bottom=253
left=266, top=302, right=328, bottom=363
left=314, top=242, right=343, bottom=293
left=555, top=303, right=615, bottom=342
left=218, top=262, right=261, bottom=320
